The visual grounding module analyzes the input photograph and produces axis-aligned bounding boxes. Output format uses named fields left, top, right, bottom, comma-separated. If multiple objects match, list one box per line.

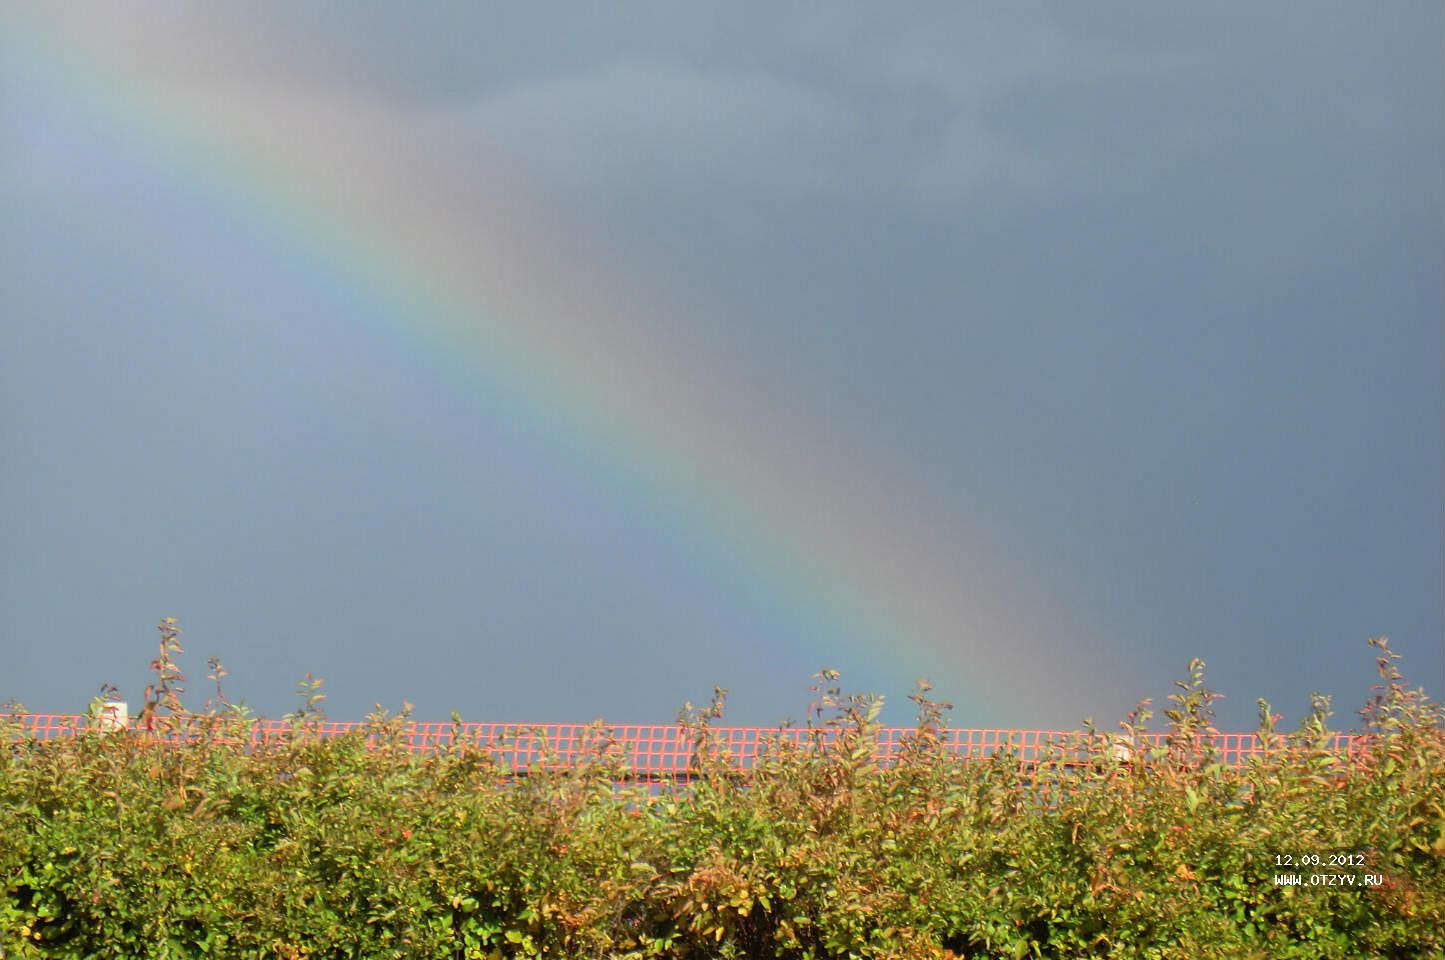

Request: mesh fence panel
left=3, top=713, right=1363, bottom=779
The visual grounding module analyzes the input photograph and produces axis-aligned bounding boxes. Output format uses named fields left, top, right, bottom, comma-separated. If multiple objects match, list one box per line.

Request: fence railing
left=5, top=713, right=1369, bottom=779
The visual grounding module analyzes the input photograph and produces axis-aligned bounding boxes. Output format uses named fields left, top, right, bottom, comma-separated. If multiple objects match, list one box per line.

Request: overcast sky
left=2, top=3, right=1441, bottom=732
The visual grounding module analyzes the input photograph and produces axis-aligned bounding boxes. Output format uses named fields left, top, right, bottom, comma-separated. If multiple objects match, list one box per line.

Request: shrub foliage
left=2, top=621, right=1442, bottom=958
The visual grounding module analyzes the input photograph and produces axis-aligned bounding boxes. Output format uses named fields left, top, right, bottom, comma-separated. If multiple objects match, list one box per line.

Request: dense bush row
left=2, top=623, right=1442, bottom=959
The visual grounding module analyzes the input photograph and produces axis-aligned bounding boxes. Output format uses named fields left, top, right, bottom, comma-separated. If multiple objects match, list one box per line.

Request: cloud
left=434, top=62, right=856, bottom=201
left=413, top=13, right=1211, bottom=219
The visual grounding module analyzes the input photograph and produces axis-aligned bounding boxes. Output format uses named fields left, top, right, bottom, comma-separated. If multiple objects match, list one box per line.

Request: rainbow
left=3, top=9, right=1118, bottom=725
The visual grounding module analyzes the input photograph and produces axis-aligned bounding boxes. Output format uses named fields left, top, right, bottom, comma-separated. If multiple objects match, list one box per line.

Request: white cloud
left=433, top=61, right=859, bottom=201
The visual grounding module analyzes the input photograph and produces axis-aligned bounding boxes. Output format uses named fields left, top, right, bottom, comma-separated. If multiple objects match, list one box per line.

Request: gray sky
left=2, top=3, right=1441, bottom=732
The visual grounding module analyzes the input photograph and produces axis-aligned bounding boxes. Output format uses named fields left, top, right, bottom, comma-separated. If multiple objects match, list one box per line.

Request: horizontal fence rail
left=4, top=713, right=1369, bottom=779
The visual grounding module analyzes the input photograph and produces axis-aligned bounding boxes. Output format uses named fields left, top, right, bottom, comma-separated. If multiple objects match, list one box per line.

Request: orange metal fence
left=4, top=713, right=1367, bottom=778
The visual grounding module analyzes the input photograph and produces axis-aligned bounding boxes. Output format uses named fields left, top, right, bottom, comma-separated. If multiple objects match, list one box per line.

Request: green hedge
left=2, top=626, right=1441, bottom=959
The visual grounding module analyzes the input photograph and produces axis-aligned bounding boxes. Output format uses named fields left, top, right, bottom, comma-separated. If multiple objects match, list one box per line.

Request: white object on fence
left=96, top=700, right=128, bottom=733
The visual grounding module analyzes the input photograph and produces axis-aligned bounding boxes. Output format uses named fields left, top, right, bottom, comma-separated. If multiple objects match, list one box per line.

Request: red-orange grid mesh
left=4, top=713, right=1364, bottom=778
